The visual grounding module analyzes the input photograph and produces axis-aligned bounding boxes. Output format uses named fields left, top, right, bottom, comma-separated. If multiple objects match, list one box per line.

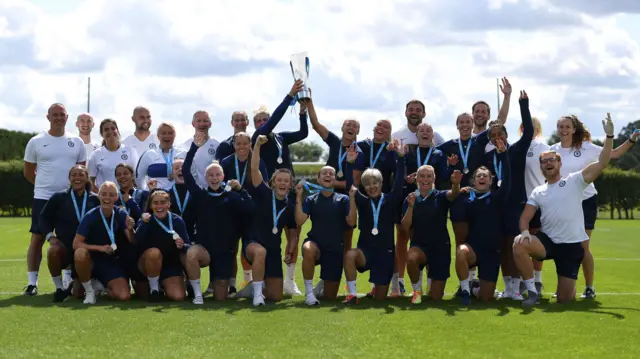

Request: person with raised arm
left=178, top=110, right=220, bottom=188
left=471, top=77, right=512, bottom=154
left=342, top=140, right=407, bottom=305
left=514, top=114, right=617, bottom=307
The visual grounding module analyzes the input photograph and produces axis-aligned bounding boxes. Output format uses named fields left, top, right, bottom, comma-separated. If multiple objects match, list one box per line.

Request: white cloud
left=0, top=0, right=639, bottom=149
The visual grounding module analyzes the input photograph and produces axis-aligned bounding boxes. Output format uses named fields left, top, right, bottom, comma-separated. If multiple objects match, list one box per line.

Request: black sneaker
left=535, top=282, right=543, bottom=297
left=522, top=290, right=539, bottom=307
left=24, top=285, right=38, bottom=296
left=580, top=287, right=596, bottom=299
left=148, top=290, right=161, bottom=302
left=53, top=288, right=70, bottom=303
left=461, top=290, right=471, bottom=305
left=399, top=281, right=406, bottom=295
left=228, top=286, right=237, bottom=298
left=454, top=286, right=463, bottom=297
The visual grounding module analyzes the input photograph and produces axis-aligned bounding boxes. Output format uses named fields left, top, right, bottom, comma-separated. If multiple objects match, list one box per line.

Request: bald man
left=76, top=113, right=100, bottom=158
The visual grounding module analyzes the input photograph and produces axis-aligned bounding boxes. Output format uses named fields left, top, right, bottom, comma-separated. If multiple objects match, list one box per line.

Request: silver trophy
left=289, top=51, right=311, bottom=101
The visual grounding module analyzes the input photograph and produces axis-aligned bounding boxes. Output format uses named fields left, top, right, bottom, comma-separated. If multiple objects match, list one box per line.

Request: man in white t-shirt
left=391, top=99, right=445, bottom=146
left=178, top=110, right=220, bottom=188
left=76, top=113, right=100, bottom=157
left=122, top=106, right=159, bottom=161
left=22, top=103, right=87, bottom=296
left=513, top=115, right=614, bottom=307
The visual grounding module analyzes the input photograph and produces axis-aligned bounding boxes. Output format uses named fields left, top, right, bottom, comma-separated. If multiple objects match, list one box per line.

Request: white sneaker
left=305, top=293, right=320, bottom=306
left=511, top=292, right=524, bottom=301
left=493, top=290, right=502, bottom=299
left=500, top=290, right=512, bottom=299
left=91, top=279, right=105, bottom=295
left=283, top=280, right=302, bottom=296
left=192, top=295, right=204, bottom=305
left=313, top=280, right=324, bottom=297
left=62, top=275, right=73, bottom=291
left=253, top=294, right=265, bottom=306
left=83, top=291, right=96, bottom=304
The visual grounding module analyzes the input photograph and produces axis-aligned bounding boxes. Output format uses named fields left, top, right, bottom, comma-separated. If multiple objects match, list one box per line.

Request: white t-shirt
left=549, top=142, right=601, bottom=200
left=524, top=138, right=550, bottom=197
left=24, top=132, right=87, bottom=200
left=527, top=171, right=590, bottom=244
left=88, top=145, right=139, bottom=187
left=84, top=141, right=100, bottom=159
left=178, top=137, right=220, bottom=188
left=392, top=125, right=446, bottom=146
left=122, top=134, right=159, bottom=163
left=135, top=146, right=187, bottom=190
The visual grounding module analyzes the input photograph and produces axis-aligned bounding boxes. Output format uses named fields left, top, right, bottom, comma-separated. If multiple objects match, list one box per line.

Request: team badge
left=121, top=154, right=128, bottom=160
left=559, top=180, right=566, bottom=187
left=68, top=141, right=75, bottom=147
left=208, top=147, right=215, bottom=155
left=527, top=152, right=533, bottom=157
left=149, top=143, right=157, bottom=149
left=573, top=150, right=581, bottom=157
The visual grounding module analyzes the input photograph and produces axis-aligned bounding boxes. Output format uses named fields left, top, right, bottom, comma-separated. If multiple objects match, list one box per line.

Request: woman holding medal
left=135, top=122, right=185, bottom=191
left=135, top=189, right=191, bottom=302
left=343, top=139, right=407, bottom=305
left=181, top=133, right=256, bottom=304
left=73, top=181, right=135, bottom=304
left=453, top=139, right=511, bottom=305
left=241, top=134, right=297, bottom=306
left=220, top=131, right=269, bottom=294
left=481, top=91, right=533, bottom=300
left=39, top=165, right=100, bottom=302
left=88, top=119, right=138, bottom=191
left=401, top=167, right=462, bottom=303
left=167, top=159, right=196, bottom=246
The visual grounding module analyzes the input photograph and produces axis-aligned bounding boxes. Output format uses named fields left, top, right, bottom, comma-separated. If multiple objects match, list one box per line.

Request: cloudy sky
left=1, top=0, right=639, bottom=146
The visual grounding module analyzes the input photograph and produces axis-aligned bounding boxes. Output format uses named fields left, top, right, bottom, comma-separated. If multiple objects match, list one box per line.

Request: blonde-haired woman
left=135, top=122, right=185, bottom=191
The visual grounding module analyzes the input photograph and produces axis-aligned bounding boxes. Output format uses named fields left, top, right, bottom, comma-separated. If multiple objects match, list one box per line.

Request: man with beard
left=76, top=113, right=100, bottom=158
left=178, top=110, right=220, bottom=188
left=23, top=103, right=87, bottom=295
left=122, top=106, right=160, bottom=164
left=513, top=114, right=615, bottom=307
left=471, top=77, right=512, bottom=153
left=215, top=110, right=251, bottom=162
left=392, top=100, right=445, bottom=146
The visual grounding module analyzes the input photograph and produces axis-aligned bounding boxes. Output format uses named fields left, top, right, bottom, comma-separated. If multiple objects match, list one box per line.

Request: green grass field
left=1, top=218, right=639, bottom=358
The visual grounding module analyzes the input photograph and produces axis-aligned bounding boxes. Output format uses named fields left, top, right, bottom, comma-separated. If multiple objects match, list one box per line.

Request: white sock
left=460, top=279, right=470, bottom=292
left=82, top=280, right=93, bottom=293
left=412, top=281, right=421, bottom=293
left=418, top=271, right=424, bottom=289
left=524, top=278, right=536, bottom=294
left=304, top=279, right=313, bottom=295
left=503, top=276, right=512, bottom=293
left=347, top=280, right=357, bottom=296
left=190, top=279, right=202, bottom=297
left=148, top=276, right=160, bottom=292
left=243, top=270, right=252, bottom=282
left=62, top=269, right=73, bottom=280
left=469, top=269, right=477, bottom=281
left=390, top=272, right=399, bottom=291
left=511, top=277, right=522, bottom=294
left=52, top=276, right=63, bottom=290
left=28, top=271, right=38, bottom=286
left=534, top=271, right=542, bottom=282
left=230, top=277, right=237, bottom=288
left=252, top=281, right=263, bottom=297
left=286, top=263, right=296, bottom=281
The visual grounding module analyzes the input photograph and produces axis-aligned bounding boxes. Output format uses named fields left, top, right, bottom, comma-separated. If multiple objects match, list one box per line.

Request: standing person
left=549, top=114, right=638, bottom=299
left=522, top=117, right=550, bottom=293
left=514, top=114, right=616, bottom=307
left=343, top=140, right=407, bottom=305
left=72, top=181, right=135, bottom=304
left=76, top=113, right=100, bottom=158
left=401, top=168, right=462, bottom=303
left=454, top=139, right=511, bottom=305
left=88, top=119, right=138, bottom=191
left=178, top=110, right=220, bottom=188
left=471, top=77, right=512, bottom=139
left=39, top=165, right=100, bottom=302
left=215, top=110, right=251, bottom=162
left=251, top=80, right=308, bottom=296
left=22, top=103, right=87, bottom=295
left=392, top=99, right=445, bottom=146
left=135, top=122, right=185, bottom=190
left=122, top=106, right=159, bottom=159
left=482, top=91, right=533, bottom=300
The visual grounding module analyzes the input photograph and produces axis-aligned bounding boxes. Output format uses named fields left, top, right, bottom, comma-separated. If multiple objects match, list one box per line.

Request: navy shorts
left=582, top=195, right=597, bottom=230
left=92, top=257, right=126, bottom=286
left=30, top=199, right=48, bottom=234
left=536, top=232, right=585, bottom=280
left=502, top=206, right=522, bottom=237
left=356, top=246, right=394, bottom=286
left=529, top=209, right=542, bottom=230
left=243, top=241, right=283, bottom=279
left=466, top=242, right=500, bottom=283
left=303, top=239, right=343, bottom=282
left=209, top=250, right=234, bottom=281
left=120, top=251, right=146, bottom=282
left=410, top=243, right=451, bottom=281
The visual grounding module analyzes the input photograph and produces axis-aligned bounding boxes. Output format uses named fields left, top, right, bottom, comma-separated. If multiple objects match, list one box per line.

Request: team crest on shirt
left=559, top=180, right=566, bottom=187
left=573, top=150, right=581, bottom=157
left=149, top=143, right=157, bottom=149
left=527, top=152, right=533, bottom=157
left=68, top=140, right=75, bottom=147
left=121, top=153, right=128, bottom=160
left=208, top=147, right=215, bottom=155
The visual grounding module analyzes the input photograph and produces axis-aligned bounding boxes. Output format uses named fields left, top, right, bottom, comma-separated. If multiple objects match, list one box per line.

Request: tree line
left=1, top=122, right=638, bottom=218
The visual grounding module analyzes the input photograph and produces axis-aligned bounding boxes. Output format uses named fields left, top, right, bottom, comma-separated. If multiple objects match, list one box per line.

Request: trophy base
left=297, top=90, right=311, bottom=101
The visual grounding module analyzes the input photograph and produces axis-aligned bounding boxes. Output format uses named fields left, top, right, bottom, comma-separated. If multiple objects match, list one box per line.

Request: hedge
left=0, top=160, right=34, bottom=216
